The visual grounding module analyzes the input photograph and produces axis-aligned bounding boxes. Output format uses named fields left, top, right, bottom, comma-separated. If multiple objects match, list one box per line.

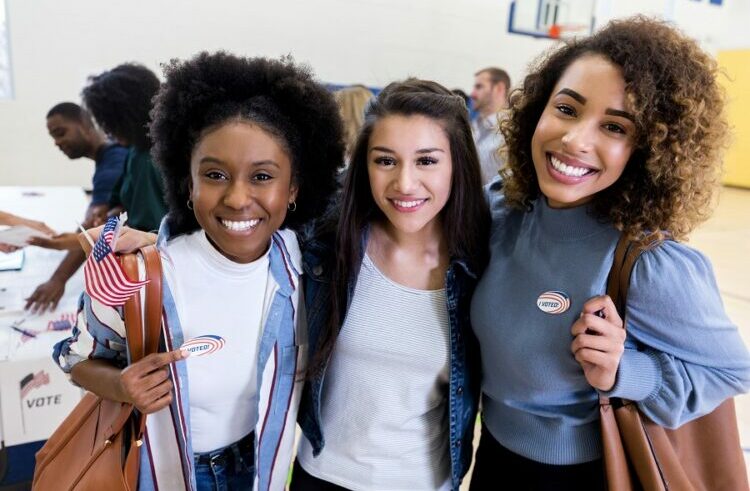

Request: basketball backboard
left=508, top=0, right=596, bottom=40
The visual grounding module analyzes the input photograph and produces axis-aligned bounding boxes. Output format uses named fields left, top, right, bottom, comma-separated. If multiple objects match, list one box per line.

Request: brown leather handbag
left=32, top=245, right=163, bottom=491
left=600, top=234, right=749, bottom=491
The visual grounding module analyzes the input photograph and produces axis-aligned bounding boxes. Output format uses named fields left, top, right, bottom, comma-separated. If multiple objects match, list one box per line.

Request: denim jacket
left=297, top=227, right=481, bottom=490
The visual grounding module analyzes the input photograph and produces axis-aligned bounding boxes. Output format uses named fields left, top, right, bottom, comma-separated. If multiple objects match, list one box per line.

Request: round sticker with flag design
left=536, top=291, right=571, bottom=314
left=180, top=335, right=226, bottom=357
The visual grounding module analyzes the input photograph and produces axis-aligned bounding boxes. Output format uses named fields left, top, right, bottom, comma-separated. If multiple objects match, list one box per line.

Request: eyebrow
left=370, top=146, right=445, bottom=154
left=556, top=88, right=635, bottom=122
left=557, top=88, right=587, bottom=104
left=604, top=108, right=635, bottom=122
left=198, top=156, right=280, bottom=168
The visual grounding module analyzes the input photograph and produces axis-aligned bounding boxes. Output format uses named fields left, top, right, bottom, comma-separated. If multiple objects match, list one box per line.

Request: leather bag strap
left=140, top=245, right=163, bottom=356
left=121, top=245, right=163, bottom=360
left=606, top=234, right=631, bottom=314
left=121, top=254, right=145, bottom=362
left=606, top=233, right=663, bottom=319
left=119, top=245, right=163, bottom=444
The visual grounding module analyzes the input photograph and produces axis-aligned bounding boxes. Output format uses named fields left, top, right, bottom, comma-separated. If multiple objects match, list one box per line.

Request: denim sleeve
left=91, top=145, right=127, bottom=205
left=53, top=291, right=128, bottom=378
left=603, top=241, right=750, bottom=429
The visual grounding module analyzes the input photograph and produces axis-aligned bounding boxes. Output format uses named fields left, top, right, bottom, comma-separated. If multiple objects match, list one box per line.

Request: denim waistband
left=194, top=431, right=255, bottom=466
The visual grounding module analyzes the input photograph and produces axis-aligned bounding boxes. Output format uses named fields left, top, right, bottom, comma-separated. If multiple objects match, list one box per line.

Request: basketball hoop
left=507, top=0, right=596, bottom=41
left=548, top=23, right=589, bottom=40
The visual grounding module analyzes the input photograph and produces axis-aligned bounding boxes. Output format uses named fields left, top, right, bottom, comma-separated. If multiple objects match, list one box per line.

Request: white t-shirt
left=298, top=254, right=451, bottom=490
left=161, top=230, right=270, bottom=453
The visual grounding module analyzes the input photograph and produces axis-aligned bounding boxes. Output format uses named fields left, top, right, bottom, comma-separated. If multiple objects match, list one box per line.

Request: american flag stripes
left=83, top=215, right=149, bottom=306
left=20, top=370, right=50, bottom=399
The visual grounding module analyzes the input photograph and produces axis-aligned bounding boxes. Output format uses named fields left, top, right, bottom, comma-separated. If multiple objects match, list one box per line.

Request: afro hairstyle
left=82, top=63, right=160, bottom=151
left=149, top=51, right=345, bottom=236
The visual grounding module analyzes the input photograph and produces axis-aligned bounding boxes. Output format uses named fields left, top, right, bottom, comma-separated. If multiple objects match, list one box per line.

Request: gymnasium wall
left=0, top=0, right=746, bottom=187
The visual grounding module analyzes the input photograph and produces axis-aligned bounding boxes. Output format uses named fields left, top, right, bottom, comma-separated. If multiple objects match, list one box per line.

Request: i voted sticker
left=536, top=291, right=571, bottom=314
left=180, top=335, right=225, bottom=357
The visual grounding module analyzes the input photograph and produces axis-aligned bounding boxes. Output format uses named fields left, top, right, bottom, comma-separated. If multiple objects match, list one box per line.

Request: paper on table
left=0, top=249, right=24, bottom=271
left=0, top=225, right=51, bottom=247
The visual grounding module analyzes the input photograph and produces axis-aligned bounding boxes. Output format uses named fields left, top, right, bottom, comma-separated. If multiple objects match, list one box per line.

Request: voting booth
left=0, top=187, right=88, bottom=488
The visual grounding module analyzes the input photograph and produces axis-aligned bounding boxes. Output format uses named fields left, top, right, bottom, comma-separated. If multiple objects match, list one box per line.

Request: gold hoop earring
left=187, top=199, right=193, bottom=210
left=288, top=201, right=297, bottom=212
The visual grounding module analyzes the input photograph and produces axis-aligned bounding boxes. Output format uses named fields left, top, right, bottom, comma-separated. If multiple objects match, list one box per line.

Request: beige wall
left=0, top=0, right=746, bottom=187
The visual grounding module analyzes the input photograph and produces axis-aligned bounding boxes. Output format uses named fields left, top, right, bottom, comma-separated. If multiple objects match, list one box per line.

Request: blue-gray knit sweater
left=471, top=180, right=750, bottom=465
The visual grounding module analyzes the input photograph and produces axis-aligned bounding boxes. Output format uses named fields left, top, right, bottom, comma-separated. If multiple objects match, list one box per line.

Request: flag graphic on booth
left=83, top=215, right=148, bottom=306
left=19, top=370, right=50, bottom=432
left=20, top=370, right=50, bottom=399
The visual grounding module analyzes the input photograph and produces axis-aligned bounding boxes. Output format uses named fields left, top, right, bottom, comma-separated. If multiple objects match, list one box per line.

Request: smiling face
left=189, top=121, right=297, bottom=263
left=531, top=54, right=636, bottom=208
left=367, top=114, right=453, bottom=236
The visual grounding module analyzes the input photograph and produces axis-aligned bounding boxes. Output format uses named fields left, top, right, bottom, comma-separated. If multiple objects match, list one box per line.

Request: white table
left=0, top=187, right=87, bottom=464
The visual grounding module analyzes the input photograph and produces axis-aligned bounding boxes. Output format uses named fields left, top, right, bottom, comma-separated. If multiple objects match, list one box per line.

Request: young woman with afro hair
left=469, top=16, right=750, bottom=489
left=55, top=52, right=344, bottom=491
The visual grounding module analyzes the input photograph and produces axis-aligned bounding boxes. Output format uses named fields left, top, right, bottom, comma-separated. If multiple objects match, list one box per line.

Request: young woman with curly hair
left=55, top=52, right=344, bottom=491
left=292, top=79, right=489, bottom=490
left=82, top=63, right=168, bottom=232
left=469, top=17, right=750, bottom=489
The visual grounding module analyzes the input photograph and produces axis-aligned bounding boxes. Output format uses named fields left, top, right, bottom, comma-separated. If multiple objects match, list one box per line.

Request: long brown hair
left=313, top=78, right=490, bottom=371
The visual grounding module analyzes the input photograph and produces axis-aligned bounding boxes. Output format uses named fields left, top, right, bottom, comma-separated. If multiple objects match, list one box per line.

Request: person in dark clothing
left=82, top=63, right=168, bottom=232
left=24, top=102, right=127, bottom=313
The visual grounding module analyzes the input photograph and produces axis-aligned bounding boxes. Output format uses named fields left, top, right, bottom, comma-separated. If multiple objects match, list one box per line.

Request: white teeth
left=392, top=199, right=425, bottom=208
left=220, top=218, right=260, bottom=231
left=550, top=155, right=591, bottom=177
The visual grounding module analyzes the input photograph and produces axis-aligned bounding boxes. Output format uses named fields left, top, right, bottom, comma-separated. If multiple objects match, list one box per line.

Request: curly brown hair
left=500, top=16, right=728, bottom=240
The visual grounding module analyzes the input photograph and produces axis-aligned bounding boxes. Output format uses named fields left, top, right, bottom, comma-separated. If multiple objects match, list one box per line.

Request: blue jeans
left=194, top=433, right=255, bottom=491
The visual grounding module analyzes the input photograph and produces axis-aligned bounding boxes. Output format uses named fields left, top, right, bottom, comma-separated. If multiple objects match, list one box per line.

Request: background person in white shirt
left=470, top=67, right=510, bottom=184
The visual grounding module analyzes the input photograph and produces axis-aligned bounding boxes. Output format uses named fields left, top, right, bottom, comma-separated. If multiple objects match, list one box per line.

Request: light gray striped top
left=298, top=254, right=452, bottom=490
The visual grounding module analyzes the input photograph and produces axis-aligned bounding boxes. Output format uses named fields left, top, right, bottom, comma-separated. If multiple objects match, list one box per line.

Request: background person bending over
left=25, top=102, right=127, bottom=313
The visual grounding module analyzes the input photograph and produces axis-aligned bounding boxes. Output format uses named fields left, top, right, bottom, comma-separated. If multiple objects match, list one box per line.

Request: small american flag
left=83, top=215, right=148, bottom=306
left=20, top=370, right=50, bottom=399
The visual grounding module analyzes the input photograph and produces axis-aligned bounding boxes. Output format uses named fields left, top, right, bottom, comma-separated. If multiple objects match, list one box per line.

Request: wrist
left=5, top=215, right=22, bottom=226
left=48, top=275, right=66, bottom=285
left=115, top=373, right=133, bottom=404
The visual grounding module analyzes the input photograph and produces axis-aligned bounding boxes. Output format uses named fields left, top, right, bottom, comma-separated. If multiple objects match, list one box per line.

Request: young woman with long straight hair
left=293, top=79, right=490, bottom=491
